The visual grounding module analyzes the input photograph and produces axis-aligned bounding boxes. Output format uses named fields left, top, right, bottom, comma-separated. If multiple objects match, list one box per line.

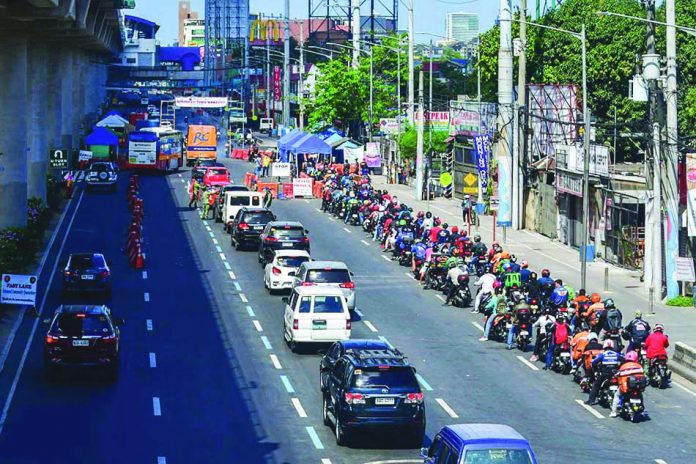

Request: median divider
left=672, top=342, right=696, bottom=384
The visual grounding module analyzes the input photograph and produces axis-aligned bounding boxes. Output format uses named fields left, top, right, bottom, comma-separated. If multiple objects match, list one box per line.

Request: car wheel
left=322, top=394, right=331, bottom=426
left=335, top=414, right=349, bottom=446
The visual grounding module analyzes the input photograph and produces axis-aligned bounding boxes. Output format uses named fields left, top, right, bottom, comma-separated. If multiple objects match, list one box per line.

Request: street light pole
left=369, top=50, right=374, bottom=142
left=580, top=24, right=590, bottom=290
left=416, top=70, right=425, bottom=200
left=407, top=0, right=415, bottom=124
left=283, top=0, right=290, bottom=127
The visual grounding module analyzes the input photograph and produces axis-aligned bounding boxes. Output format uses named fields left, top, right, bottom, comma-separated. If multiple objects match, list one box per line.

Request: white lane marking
left=655, top=460, right=669, bottom=464
left=416, top=373, right=434, bottom=391
left=0, top=190, right=85, bottom=435
left=270, top=354, right=282, bottom=370
left=212, top=238, right=219, bottom=245
left=516, top=355, right=540, bottom=371
left=152, top=397, right=162, bottom=416
left=246, top=305, right=256, bottom=317
left=378, top=336, right=392, bottom=348
left=180, top=179, right=186, bottom=183
left=471, top=321, right=485, bottom=332
left=260, top=335, right=272, bottom=350
left=381, top=255, right=391, bottom=262
left=144, top=292, right=150, bottom=302
left=305, top=426, right=324, bottom=450
left=354, top=309, right=363, bottom=317
left=321, top=459, right=332, bottom=464
left=146, top=319, right=153, bottom=331
left=304, top=199, right=310, bottom=204
left=280, top=375, right=295, bottom=393
left=240, top=293, right=248, bottom=303
left=315, top=208, right=322, bottom=213
left=673, top=381, right=696, bottom=397
left=224, top=261, right=232, bottom=270
left=149, top=353, right=157, bottom=368
left=205, top=225, right=212, bottom=231
left=291, top=398, right=308, bottom=418
left=405, top=272, right=415, bottom=279
left=435, top=398, right=459, bottom=418
left=157, top=457, right=167, bottom=464
left=343, top=227, right=352, bottom=233
left=215, top=245, right=223, bottom=253
left=234, top=282, right=242, bottom=291
left=253, top=320, right=263, bottom=332
left=328, top=217, right=335, bottom=221
left=362, top=461, right=422, bottom=464
left=575, top=399, right=605, bottom=419
left=208, top=231, right=215, bottom=238
left=435, top=294, right=446, bottom=302
left=228, top=270, right=236, bottom=279
left=364, top=320, right=379, bottom=333
left=361, top=240, right=370, bottom=246
left=142, top=252, right=147, bottom=260
left=219, top=252, right=227, bottom=261
left=178, top=173, right=182, bottom=177
left=142, top=271, right=148, bottom=279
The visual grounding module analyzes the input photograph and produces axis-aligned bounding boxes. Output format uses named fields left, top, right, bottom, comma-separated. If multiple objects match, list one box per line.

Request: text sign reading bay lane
left=1, top=274, right=38, bottom=306
left=49, top=149, right=69, bottom=169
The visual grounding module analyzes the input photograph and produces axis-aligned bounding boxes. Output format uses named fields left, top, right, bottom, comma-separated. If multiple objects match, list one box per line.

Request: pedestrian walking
left=64, top=171, right=75, bottom=199
left=263, top=187, right=273, bottom=209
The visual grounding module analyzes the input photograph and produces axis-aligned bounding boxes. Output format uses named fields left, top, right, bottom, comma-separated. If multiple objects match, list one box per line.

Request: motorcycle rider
left=519, top=261, right=532, bottom=283
left=530, top=309, right=556, bottom=362
left=479, top=286, right=505, bottom=341
left=624, top=310, right=651, bottom=353
left=473, top=265, right=497, bottom=314
left=579, top=332, right=604, bottom=385
left=411, top=239, right=427, bottom=273
left=471, top=234, right=487, bottom=256
left=581, top=293, right=604, bottom=330
left=545, top=314, right=570, bottom=370
left=443, top=258, right=468, bottom=306
left=598, top=298, right=623, bottom=343
left=611, top=350, right=646, bottom=418
left=570, top=328, right=591, bottom=374
left=524, top=272, right=542, bottom=304
left=538, top=269, right=555, bottom=301
left=344, top=192, right=360, bottom=223
left=437, top=223, right=451, bottom=244
left=546, top=279, right=569, bottom=313
left=586, top=340, right=622, bottom=406
left=507, top=299, right=531, bottom=350
left=644, top=323, right=670, bottom=367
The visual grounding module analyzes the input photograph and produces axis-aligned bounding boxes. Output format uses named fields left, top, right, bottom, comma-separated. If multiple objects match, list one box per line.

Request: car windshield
left=271, top=227, right=305, bottom=239
left=243, top=212, right=274, bottom=223
left=312, top=296, right=344, bottom=313
left=307, top=269, right=350, bottom=284
left=56, top=313, right=111, bottom=337
left=463, top=449, right=533, bottom=464
left=350, top=367, right=419, bottom=389
left=70, top=254, right=104, bottom=269
left=208, top=169, right=227, bottom=176
left=277, top=256, right=309, bottom=267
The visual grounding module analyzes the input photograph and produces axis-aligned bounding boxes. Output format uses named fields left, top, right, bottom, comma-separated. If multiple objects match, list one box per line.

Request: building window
left=126, top=57, right=137, bottom=64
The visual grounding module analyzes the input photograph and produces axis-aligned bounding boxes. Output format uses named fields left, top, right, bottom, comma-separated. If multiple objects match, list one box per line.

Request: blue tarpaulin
left=85, top=127, right=119, bottom=146
left=289, top=134, right=332, bottom=155
left=277, top=130, right=306, bottom=162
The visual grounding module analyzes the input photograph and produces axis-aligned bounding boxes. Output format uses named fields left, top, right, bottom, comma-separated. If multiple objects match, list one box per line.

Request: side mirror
left=113, top=317, right=125, bottom=326
left=281, top=297, right=289, bottom=304
left=304, top=229, right=310, bottom=234
left=420, top=447, right=429, bottom=459
left=349, top=271, right=355, bottom=277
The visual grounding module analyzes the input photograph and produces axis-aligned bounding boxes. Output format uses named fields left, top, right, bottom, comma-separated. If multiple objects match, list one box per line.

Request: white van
left=222, top=191, right=263, bottom=232
left=259, top=118, right=274, bottom=134
left=283, top=286, right=351, bottom=352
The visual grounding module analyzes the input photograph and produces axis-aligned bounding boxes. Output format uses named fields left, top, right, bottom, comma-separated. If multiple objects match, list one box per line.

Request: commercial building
left=122, top=15, right=159, bottom=67
left=445, top=12, right=478, bottom=45
left=183, top=18, right=206, bottom=47
left=178, top=0, right=199, bottom=46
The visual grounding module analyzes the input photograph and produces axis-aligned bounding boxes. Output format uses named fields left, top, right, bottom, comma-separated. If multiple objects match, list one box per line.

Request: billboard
left=128, top=141, right=157, bottom=165
left=528, top=84, right=579, bottom=162
left=449, top=101, right=497, bottom=136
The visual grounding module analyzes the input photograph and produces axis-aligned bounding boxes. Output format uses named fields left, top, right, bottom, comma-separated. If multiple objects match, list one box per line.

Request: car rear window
left=277, top=256, right=309, bottom=267
left=350, top=367, right=419, bottom=390
left=307, top=269, right=350, bottom=283
left=230, top=196, right=251, bottom=206
left=70, top=255, right=104, bottom=269
left=56, top=313, right=111, bottom=336
left=312, top=296, right=344, bottom=313
left=271, top=227, right=305, bottom=238
left=243, top=212, right=274, bottom=223
left=463, top=449, right=533, bottom=464
left=208, top=169, right=228, bottom=176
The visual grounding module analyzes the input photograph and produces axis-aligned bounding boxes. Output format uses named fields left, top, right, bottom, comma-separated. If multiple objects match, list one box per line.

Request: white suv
left=86, top=162, right=117, bottom=192
left=292, top=261, right=356, bottom=310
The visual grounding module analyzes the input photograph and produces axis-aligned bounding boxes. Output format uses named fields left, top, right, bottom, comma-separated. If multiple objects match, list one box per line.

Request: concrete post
left=27, top=43, right=49, bottom=201
left=0, top=38, right=29, bottom=228
left=47, top=51, right=63, bottom=152
left=60, top=48, right=75, bottom=152
left=497, top=0, right=514, bottom=228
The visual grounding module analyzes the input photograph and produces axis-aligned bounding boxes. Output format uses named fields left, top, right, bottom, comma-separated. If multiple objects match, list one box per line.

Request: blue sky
left=130, top=0, right=498, bottom=46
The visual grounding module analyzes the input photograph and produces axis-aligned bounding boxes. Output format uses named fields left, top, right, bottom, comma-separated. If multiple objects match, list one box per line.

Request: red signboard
left=273, top=66, right=281, bottom=102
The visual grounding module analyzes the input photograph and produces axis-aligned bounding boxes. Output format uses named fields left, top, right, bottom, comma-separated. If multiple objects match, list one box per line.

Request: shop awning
left=85, top=127, right=119, bottom=146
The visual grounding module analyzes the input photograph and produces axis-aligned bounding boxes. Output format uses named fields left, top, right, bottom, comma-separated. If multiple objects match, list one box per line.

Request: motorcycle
left=647, top=356, right=671, bottom=389
left=618, top=375, right=647, bottom=423
left=515, top=308, right=532, bottom=351
left=598, top=370, right=620, bottom=408
left=490, top=313, right=512, bottom=343
left=451, top=275, right=472, bottom=308
left=551, top=342, right=573, bottom=374
left=604, top=328, right=623, bottom=352
left=348, top=209, right=361, bottom=226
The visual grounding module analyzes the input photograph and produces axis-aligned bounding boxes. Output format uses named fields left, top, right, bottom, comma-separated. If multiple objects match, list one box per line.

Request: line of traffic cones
left=125, top=175, right=145, bottom=269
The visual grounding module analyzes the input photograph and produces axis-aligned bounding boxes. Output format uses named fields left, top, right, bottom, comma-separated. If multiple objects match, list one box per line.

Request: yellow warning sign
left=463, top=172, right=478, bottom=194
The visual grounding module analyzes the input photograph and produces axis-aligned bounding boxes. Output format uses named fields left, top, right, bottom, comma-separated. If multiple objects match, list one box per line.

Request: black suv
left=230, top=207, right=276, bottom=250
left=258, top=221, right=310, bottom=266
left=320, top=340, right=425, bottom=446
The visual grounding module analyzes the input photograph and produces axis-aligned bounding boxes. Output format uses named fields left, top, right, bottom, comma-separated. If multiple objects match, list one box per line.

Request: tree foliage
left=398, top=125, right=449, bottom=159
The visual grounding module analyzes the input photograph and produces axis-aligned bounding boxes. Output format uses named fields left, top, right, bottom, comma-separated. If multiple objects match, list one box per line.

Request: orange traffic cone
left=134, top=248, right=145, bottom=269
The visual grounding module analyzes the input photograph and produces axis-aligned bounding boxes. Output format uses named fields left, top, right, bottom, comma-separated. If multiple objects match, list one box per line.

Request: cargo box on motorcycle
left=623, top=375, right=648, bottom=393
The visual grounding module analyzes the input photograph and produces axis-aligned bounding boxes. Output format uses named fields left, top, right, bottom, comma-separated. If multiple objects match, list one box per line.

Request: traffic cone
left=134, top=247, right=145, bottom=269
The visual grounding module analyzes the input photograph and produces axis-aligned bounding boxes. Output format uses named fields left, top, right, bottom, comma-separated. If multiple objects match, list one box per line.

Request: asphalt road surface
left=0, top=157, right=694, bottom=464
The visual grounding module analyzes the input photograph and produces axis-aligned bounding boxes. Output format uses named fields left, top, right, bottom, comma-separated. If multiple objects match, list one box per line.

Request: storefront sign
left=687, top=153, right=696, bottom=237
left=271, top=162, right=291, bottom=178
left=415, top=111, right=450, bottom=132
left=379, top=118, right=401, bottom=134
left=292, top=177, right=313, bottom=197
left=474, top=135, right=490, bottom=190
left=364, top=142, right=381, bottom=168
left=557, top=143, right=609, bottom=177
left=174, top=96, right=229, bottom=108
left=1, top=274, right=37, bottom=306
left=675, top=257, right=695, bottom=282
left=449, top=101, right=497, bottom=136
left=557, top=171, right=583, bottom=197
left=273, top=66, right=281, bottom=102
left=79, top=150, right=93, bottom=162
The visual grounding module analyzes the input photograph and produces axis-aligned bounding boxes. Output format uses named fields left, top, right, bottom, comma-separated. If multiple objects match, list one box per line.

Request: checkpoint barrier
left=124, top=173, right=146, bottom=269
left=312, top=181, right=324, bottom=199
left=244, top=172, right=257, bottom=188
left=232, top=148, right=250, bottom=160
left=256, top=182, right=279, bottom=198
left=672, top=342, right=696, bottom=384
left=281, top=183, right=294, bottom=199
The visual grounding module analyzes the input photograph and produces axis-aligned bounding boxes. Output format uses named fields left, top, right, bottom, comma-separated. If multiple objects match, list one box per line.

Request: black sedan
left=62, top=253, right=112, bottom=297
left=258, top=221, right=310, bottom=266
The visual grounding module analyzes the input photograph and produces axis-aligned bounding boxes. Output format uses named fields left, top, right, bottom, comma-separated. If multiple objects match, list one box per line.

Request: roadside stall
left=277, top=130, right=306, bottom=162
left=84, top=127, right=119, bottom=166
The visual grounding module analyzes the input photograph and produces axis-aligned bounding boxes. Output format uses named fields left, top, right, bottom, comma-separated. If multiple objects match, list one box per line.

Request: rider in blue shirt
left=549, top=279, right=569, bottom=308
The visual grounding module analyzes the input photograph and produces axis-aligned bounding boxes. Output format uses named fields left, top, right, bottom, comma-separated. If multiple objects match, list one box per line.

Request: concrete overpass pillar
left=60, top=48, right=75, bottom=151
left=0, top=38, right=29, bottom=228
left=71, top=51, right=83, bottom=151
left=47, top=49, right=62, bottom=153
left=27, top=43, right=49, bottom=201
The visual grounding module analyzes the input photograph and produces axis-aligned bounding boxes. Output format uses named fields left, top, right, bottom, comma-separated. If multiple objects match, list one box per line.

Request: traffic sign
left=49, top=149, right=69, bottom=169
left=1, top=274, right=37, bottom=306
left=439, top=172, right=453, bottom=187
left=462, top=172, right=478, bottom=195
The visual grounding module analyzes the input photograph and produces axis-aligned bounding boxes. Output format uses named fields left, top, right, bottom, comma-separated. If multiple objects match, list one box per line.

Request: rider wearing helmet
left=611, top=350, right=646, bottom=418
left=471, top=234, right=487, bottom=256
left=624, top=310, right=651, bottom=353
left=549, top=279, right=569, bottom=309
left=587, top=340, right=622, bottom=405
left=437, top=223, right=451, bottom=244
left=519, top=260, right=531, bottom=283
left=598, top=298, right=623, bottom=337
left=644, top=323, right=670, bottom=364
left=444, top=257, right=468, bottom=306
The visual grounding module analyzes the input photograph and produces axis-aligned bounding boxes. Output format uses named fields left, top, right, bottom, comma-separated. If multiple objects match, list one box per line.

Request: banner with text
left=364, top=142, right=381, bottom=168
left=1, top=274, right=37, bottom=306
left=687, top=153, right=696, bottom=236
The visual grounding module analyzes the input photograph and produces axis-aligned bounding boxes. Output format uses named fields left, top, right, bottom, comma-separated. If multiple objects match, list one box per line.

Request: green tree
left=398, top=125, right=449, bottom=159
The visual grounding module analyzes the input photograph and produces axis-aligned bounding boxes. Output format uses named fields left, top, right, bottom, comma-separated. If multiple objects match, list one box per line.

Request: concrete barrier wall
left=672, top=342, right=696, bottom=384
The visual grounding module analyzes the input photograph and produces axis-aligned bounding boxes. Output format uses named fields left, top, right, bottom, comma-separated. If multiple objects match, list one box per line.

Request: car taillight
left=345, top=392, right=365, bottom=405
left=63, top=270, right=72, bottom=277
left=101, top=334, right=117, bottom=344
left=238, top=223, right=249, bottom=230
left=272, top=267, right=281, bottom=275
left=293, top=319, right=299, bottom=330
left=300, top=282, right=316, bottom=287
left=45, top=335, right=59, bottom=344
left=265, top=236, right=278, bottom=242
left=98, top=271, right=110, bottom=279
left=405, top=392, right=424, bottom=404
left=346, top=319, right=351, bottom=330
left=299, top=237, right=309, bottom=243
left=340, top=282, right=355, bottom=289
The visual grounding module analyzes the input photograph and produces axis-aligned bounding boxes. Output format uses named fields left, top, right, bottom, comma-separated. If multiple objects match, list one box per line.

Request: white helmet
left=588, top=332, right=598, bottom=342
left=603, top=340, right=614, bottom=349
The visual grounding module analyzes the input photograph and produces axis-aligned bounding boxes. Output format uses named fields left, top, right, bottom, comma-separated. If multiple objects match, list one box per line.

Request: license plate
left=254, top=226, right=263, bottom=230
left=561, top=352, right=571, bottom=357
left=520, top=331, right=529, bottom=336
left=81, top=275, right=95, bottom=280
left=375, top=397, right=395, bottom=406
left=72, top=340, right=89, bottom=347
left=610, top=385, right=618, bottom=391
left=629, top=398, right=642, bottom=404
left=282, top=242, right=293, bottom=247
left=312, top=320, right=326, bottom=330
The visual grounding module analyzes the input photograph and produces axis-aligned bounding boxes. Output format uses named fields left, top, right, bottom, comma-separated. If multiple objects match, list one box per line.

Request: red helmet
left=451, top=226, right=459, bottom=233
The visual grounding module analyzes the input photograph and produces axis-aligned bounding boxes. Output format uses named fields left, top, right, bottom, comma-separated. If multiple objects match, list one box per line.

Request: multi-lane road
left=0, top=153, right=695, bottom=464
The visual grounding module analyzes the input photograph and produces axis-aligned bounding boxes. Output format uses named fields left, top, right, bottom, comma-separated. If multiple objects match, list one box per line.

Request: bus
left=127, top=127, right=183, bottom=172
left=185, top=125, right=218, bottom=166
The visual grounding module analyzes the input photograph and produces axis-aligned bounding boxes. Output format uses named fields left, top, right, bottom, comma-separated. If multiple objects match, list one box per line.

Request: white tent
left=96, top=114, right=130, bottom=129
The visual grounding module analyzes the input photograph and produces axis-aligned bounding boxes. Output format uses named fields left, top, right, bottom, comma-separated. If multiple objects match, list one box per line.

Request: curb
left=671, top=362, right=696, bottom=385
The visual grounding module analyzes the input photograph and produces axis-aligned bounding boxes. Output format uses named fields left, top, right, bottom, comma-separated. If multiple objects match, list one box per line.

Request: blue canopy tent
left=84, top=126, right=119, bottom=160
left=277, top=130, right=306, bottom=162
left=288, top=134, right=332, bottom=171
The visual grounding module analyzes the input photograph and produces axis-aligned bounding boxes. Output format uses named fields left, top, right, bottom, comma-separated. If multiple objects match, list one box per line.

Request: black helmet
left=578, top=288, right=586, bottom=296
left=474, top=234, right=481, bottom=243
left=529, top=271, right=537, bottom=281
left=541, top=269, right=550, bottom=277
left=604, top=298, right=616, bottom=310
left=510, top=254, right=517, bottom=263
left=442, top=223, right=448, bottom=229
left=425, top=211, right=432, bottom=218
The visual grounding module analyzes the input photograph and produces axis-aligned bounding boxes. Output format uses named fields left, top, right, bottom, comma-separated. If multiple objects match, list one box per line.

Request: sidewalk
left=371, top=174, right=696, bottom=351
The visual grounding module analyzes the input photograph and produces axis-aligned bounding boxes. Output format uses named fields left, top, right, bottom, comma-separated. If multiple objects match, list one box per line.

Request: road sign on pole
left=49, top=149, right=69, bottom=169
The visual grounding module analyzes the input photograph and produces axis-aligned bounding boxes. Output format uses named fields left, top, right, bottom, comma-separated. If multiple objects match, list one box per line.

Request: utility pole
left=513, top=0, right=527, bottom=231
left=579, top=24, right=590, bottom=290
left=664, top=0, right=679, bottom=298
left=497, top=0, right=514, bottom=230
left=428, top=40, right=433, bottom=150
left=352, top=0, right=360, bottom=70
left=266, top=21, right=271, bottom=119
left=299, top=21, right=305, bottom=131
left=369, top=50, right=374, bottom=141
left=407, top=0, right=415, bottom=123
left=283, top=0, right=290, bottom=127
left=416, top=70, right=425, bottom=201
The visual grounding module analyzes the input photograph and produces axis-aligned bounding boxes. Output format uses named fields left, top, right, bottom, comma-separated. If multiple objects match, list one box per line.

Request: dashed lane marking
left=215, top=245, right=223, bottom=253
left=354, top=309, right=363, bottom=317
left=208, top=231, right=215, bottom=238
left=291, top=398, right=308, bottom=418
left=253, top=320, right=263, bottom=332
left=435, top=294, right=446, bottom=303
left=305, top=426, right=324, bottom=450
left=239, top=293, right=248, bottom=303
left=321, top=459, right=332, bottom=464
left=177, top=173, right=182, bottom=177
left=144, top=292, right=150, bottom=302
left=228, top=270, right=236, bottom=280
left=152, top=397, right=162, bottom=416
left=212, top=238, right=219, bottom=245
left=575, top=399, right=605, bottom=419
left=142, top=271, right=148, bottom=279
left=381, top=255, right=391, bottom=262
left=270, top=354, right=282, bottom=370
left=157, top=458, right=167, bottom=464
left=315, top=208, right=322, bottom=213
left=471, top=321, right=485, bottom=332
left=149, top=353, right=157, bottom=368
left=246, top=305, right=255, bottom=317
left=655, top=460, right=669, bottom=464
left=361, top=240, right=370, bottom=246
left=146, top=319, right=153, bottom=331
left=378, top=336, right=392, bottom=348
left=224, top=261, right=231, bottom=270
left=219, top=253, right=227, bottom=261
left=343, top=227, right=352, bottom=233
left=404, top=272, right=414, bottom=280
left=516, top=356, right=540, bottom=371
left=328, top=217, right=335, bottom=222
left=234, top=282, right=242, bottom=291
left=280, top=375, right=295, bottom=393
left=416, top=373, right=433, bottom=391
left=364, top=321, right=379, bottom=333
left=304, top=199, right=310, bottom=204
left=435, top=398, right=459, bottom=418
left=260, top=336, right=272, bottom=350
